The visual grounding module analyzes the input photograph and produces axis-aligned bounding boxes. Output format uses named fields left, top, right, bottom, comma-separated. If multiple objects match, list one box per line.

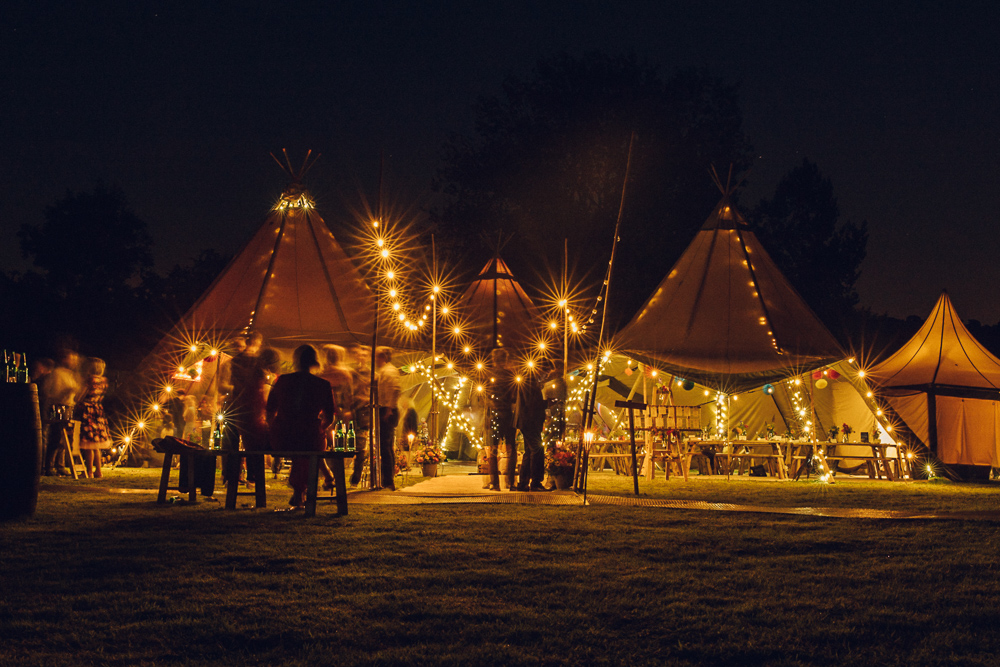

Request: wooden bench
left=789, top=443, right=901, bottom=481
left=157, top=449, right=357, bottom=517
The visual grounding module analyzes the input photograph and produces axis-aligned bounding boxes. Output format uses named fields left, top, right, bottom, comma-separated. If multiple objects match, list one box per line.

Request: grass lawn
left=585, top=472, right=1000, bottom=513
left=2, top=470, right=1000, bottom=666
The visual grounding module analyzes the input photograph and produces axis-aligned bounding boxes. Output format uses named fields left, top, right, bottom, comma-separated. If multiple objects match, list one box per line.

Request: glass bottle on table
left=334, top=420, right=345, bottom=452
left=346, top=421, right=356, bottom=452
left=212, top=414, right=223, bottom=450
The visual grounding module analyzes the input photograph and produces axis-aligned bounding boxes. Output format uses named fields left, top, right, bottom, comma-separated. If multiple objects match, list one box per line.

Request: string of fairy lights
left=111, top=190, right=921, bottom=483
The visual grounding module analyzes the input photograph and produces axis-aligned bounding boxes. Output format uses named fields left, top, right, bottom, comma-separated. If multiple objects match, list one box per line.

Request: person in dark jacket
left=515, top=361, right=548, bottom=491
left=486, top=348, right=518, bottom=490
left=266, top=345, right=335, bottom=508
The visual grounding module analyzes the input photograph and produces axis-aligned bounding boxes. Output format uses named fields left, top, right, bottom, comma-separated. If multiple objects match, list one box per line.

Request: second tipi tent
left=614, top=194, right=843, bottom=393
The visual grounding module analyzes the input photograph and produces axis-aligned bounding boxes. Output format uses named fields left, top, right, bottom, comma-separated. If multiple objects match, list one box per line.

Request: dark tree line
left=2, top=185, right=229, bottom=370
left=747, top=158, right=869, bottom=337
left=430, top=52, right=898, bottom=353
left=432, top=52, right=751, bottom=331
left=11, top=52, right=981, bottom=371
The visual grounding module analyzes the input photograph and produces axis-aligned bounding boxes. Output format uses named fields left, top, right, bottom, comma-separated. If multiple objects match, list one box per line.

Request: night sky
left=4, top=1, right=999, bottom=322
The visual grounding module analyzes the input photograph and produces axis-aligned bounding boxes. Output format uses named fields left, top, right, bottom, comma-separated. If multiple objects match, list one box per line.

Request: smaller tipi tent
left=869, top=291, right=1000, bottom=468
left=459, top=255, right=539, bottom=351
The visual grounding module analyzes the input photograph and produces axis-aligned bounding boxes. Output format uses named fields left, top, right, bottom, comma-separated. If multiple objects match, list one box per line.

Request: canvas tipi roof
left=614, top=195, right=843, bottom=392
left=869, top=291, right=1000, bottom=399
left=181, top=182, right=375, bottom=347
left=459, top=255, right=539, bottom=350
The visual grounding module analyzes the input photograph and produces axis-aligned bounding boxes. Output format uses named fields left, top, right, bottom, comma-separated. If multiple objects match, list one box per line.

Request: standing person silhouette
left=515, top=359, right=548, bottom=491
left=346, top=344, right=371, bottom=487
left=487, top=348, right=517, bottom=490
left=74, top=357, right=112, bottom=478
left=40, top=349, right=81, bottom=476
left=374, top=346, right=400, bottom=491
left=266, top=345, right=334, bottom=508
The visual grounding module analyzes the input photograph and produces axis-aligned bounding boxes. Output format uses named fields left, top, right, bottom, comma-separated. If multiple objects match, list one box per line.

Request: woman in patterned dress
left=74, top=357, right=111, bottom=478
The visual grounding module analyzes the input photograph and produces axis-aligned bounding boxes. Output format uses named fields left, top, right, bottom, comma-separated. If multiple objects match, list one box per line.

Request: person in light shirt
left=374, top=346, right=400, bottom=491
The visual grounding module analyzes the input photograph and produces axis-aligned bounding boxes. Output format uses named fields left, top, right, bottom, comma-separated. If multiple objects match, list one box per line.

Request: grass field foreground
left=2, top=471, right=1000, bottom=665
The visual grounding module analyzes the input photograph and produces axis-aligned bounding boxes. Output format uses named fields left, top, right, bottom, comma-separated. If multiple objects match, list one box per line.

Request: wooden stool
left=157, top=452, right=199, bottom=503
left=61, top=420, right=87, bottom=479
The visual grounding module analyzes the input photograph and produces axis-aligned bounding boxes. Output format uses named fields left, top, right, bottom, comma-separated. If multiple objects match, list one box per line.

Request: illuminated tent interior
left=868, top=291, right=1000, bottom=469
left=614, top=194, right=844, bottom=394
left=590, top=357, right=893, bottom=459
left=585, top=189, right=901, bottom=470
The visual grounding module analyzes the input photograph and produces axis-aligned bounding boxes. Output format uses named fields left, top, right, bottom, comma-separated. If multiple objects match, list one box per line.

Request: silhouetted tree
left=750, top=159, right=868, bottom=334
left=433, top=52, right=750, bottom=328
left=19, top=184, right=153, bottom=298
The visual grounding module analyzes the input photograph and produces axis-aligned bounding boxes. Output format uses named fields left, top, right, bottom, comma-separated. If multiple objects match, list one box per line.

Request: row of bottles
left=205, top=416, right=357, bottom=452
left=4, top=350, right=30, bottom=383
left=332, top=421, right=357, bottom=452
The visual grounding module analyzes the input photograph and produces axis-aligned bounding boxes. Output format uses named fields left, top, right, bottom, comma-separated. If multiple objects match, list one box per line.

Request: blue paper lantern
left=763, top=383, right=775, bottom=395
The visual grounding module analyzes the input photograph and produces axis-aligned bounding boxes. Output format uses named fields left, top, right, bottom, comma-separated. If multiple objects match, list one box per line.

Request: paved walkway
left=350, top=473, right=583, bottom=505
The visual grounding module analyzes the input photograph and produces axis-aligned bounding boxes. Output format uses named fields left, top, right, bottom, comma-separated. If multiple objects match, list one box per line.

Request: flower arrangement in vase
left=841, top=423, right=853, bottom=443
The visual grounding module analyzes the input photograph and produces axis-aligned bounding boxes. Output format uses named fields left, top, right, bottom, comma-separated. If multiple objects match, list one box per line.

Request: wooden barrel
left=0, top=383, right=43, bottom=521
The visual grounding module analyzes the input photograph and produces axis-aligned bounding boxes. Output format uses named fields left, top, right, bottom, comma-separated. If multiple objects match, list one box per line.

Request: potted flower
left=546, top=442, right=576, bottom=489
left=414, top=445, right=444, bottom=477
left=828, top=425, right=840, bottom=442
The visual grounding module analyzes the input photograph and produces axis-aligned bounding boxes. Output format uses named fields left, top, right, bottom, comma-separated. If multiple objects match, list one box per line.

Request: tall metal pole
left=563, top=238, right=568, bottom=378
left=368, top=152, right=384, bottom=489
left=430, top=235, right=437, bottom=448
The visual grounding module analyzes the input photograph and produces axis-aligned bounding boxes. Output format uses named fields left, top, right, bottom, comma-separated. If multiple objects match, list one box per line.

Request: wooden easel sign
left=615, top=399, right=646, bottom=495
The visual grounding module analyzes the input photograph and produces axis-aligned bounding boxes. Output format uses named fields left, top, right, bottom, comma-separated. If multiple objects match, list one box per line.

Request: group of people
left=209, top=334, right=401, bottom=508
left=34, top=348, right=112, bottom=478
left=484, top=347, right=564, bottom=492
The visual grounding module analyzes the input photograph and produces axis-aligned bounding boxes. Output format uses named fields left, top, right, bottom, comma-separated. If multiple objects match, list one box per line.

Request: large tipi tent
left=142, top=158, right=390, bottom=385
left=868, top=291, right=1000, bottom=468
left=458, top=254, right=540, bottom=351
left=170, top=184, right=375, bottom=349
left=614, top=194, right=843, bottom=393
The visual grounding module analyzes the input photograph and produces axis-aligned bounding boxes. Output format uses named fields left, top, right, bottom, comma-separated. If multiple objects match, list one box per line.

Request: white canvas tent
left=586, top=191, right=900, bottom=475
left=868, top=291, right=1000, bottom=469
left=614, top=195, right=844, bottom=393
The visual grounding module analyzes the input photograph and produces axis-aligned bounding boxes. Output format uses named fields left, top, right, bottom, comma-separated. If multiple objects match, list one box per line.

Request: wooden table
left=157, top=449, right=357, bottom=517
left=591, top=438, right=706, bottom=481
left=694, top=440, right=788, bottom=479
